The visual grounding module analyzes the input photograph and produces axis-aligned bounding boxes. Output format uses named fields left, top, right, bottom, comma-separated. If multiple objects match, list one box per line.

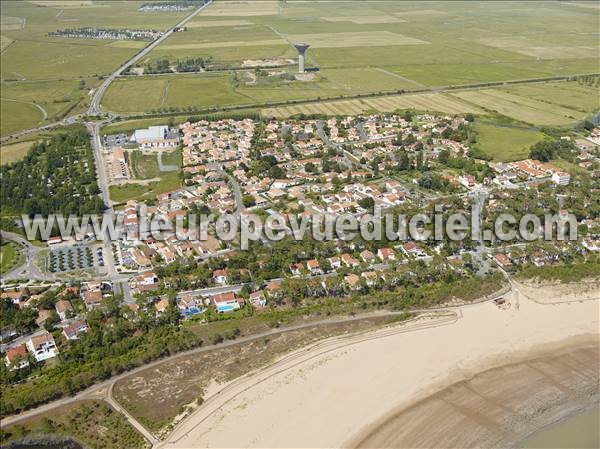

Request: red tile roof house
left=1, top=289, right=28, bottom=305
left=249, top=290, right=267, bottom=309
left=360, top=250, right=375, bottom=264
left=401, top=242, right=424, bottom=258
left=213, top=269, right=228, bottom=285
left=289, top=263, right=304, bottom=276
left=344, top=274, right=361, bottom=289
left=26, top=332, right=58, bottom=362
left=306, top=259, right=321, bottom=275
left=328, top=256, right=341, bottom=270
left=361, top=271, right=379, bottom=287
left=154, top=297, right=170, bottom=315
left=494, top=253, right=513, bottom=269
left=83, top=290, right=103, bottom=310
left=4, top=345, right=30, bottom=370
left=63, top=320, right=89, bottom=341
left=210, top=292, right=243, bottom=313
left=131, top=271, right=160, bottom=294
left=377, top=247, right=396, bottom=262
left=265, top=281, right=283, bottom=298
left=341, top=253, right=360, bottom=268
left=55, top=299, right=73, bottom=321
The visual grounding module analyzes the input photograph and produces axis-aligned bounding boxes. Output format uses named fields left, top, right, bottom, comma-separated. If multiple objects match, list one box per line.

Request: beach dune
left=161, top=283, right=600, bottom=449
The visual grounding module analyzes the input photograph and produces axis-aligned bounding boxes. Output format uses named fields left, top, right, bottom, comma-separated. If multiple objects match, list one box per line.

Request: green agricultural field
left=262, top=92, right=482, bottom=118
left=102, top=74, right=252, bottom=114
left=125, top=0, right=599, bottom=116
left=473, top=121, right=545, bottom=162
left=451, top=83, right=596, bottom=126
left=497, top=81, right=600, bottom=113
left=0, top=0, right=189, bottom=135
left=1, top=79, right=100, bottom=135
left=103, top=67, right=421, bottom=114
left=0, top=99, right=44, bottom=136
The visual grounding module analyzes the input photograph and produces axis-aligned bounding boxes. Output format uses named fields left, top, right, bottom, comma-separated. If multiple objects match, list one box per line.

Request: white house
left=26, top=333, right=58, bottom=362
left=552, top=171, right=570, bottom=186
left=213, top=269, right=228, bottom=285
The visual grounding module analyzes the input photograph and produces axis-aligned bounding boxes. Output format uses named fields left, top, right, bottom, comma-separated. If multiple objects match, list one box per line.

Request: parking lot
left=47, top=245, right=105, bottom=273
left=103, top=133, right=130, bottom=149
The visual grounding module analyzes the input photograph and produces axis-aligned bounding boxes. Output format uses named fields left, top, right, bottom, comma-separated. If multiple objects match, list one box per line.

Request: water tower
left=294, top=43, right=310, bottom=73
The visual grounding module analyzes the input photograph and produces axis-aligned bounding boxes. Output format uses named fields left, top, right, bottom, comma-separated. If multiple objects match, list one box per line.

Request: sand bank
left=161, top=283, right=599, bottom=449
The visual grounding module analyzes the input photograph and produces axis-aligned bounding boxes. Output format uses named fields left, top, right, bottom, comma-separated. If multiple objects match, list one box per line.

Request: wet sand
left=351, top=338, right=599, bottom=449
left=161, top=282, right=599, bottom=449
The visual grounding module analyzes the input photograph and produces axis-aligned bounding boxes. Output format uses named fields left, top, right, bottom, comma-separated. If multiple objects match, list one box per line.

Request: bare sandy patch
left=517, top=46, right=599, bottom=59
left=159, top=39, right=285, bottom=50
left=201, top=1, right=279, bottom=17
left=1, top=35, right=15, bottom=51
left=1, top=140, right=35, bottom=165
left=394, top=9, right=447, bottom=16
left=1, top=16, right=25, bottom=31
left=285, top=31, right=428, bottom=48
left=560, top=1, right=600, bottom=9
left=479, top=37, right=598, bottom=59
left=162, top=283, right=599, bottom=448
left=323, top=16, right=407, bottom=24
left=108, top=40, right=147, bottom=49
left=185, top=19, right=254, bottom=28
left=27, top=0, right=93, bottom=6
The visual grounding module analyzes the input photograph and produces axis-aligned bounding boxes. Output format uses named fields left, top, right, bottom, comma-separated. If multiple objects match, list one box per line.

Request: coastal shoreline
left=162, top=280, right=599, bottom=449
left=347, top=335, right=600, bottom=449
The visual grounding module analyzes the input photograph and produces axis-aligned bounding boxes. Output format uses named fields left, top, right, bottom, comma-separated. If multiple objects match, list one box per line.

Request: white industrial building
left=130, top=125, right=179, bottom=150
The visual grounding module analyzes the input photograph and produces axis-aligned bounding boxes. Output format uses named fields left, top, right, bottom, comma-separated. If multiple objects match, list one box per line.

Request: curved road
left=0, top=230, right=46, bottom=281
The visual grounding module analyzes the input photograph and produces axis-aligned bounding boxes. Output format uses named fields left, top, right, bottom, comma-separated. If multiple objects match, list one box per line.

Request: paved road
left=216, top=168, right=245, bottom=219
left=87, top=1, right=213, bottom=116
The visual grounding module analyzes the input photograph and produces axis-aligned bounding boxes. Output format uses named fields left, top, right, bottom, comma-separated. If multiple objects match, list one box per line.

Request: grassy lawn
left=0, top=241, right=23, bottom=274
left=109, top=172, right=182, bottom=203
left=1, top=400, right=146, bottom=449
left=129, top=150, right=161, bottom=179
left=474, top=120, right=545, bottom=161
left=162, top=148, right=182, bottom=168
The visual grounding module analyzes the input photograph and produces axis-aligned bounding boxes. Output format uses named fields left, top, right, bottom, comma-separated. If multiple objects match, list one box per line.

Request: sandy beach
left=160, top=282, right=600, bottom=449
